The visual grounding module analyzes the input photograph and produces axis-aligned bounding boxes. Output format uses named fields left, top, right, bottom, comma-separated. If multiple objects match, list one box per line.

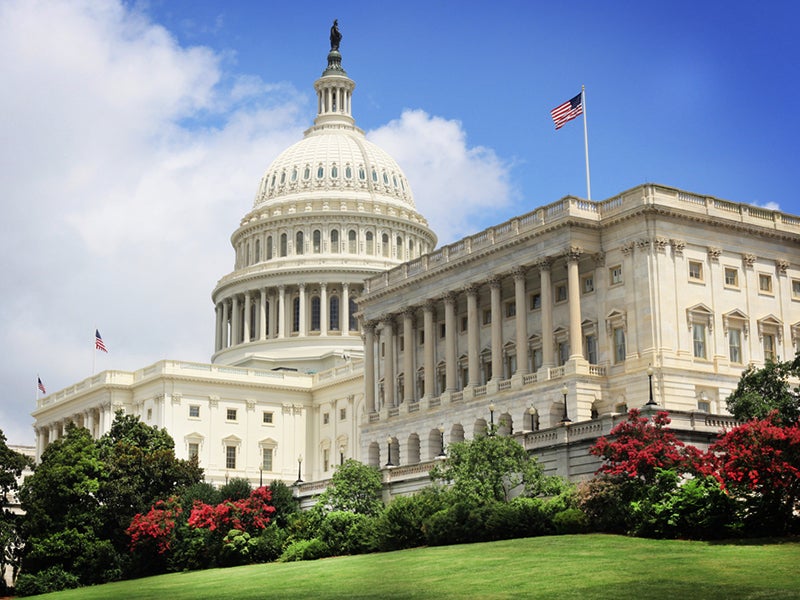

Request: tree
left=710, top=413, right=800, bottom=534
left=0, top=429, right=32, bottom=593
left=590, top=409, right=705, bottom=485
left=318, top=459, right=383, bottom=516
left=726, top=354, right=800, bottom=425
left=430, top=434, right=559, bottom=505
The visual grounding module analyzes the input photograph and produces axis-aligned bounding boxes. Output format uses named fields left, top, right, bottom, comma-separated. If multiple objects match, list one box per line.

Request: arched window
left=331, top=165, right=338, bottom=178
left=295, top=231, right=304, bottom=255
left=311, top=296, right=321, bottom=331
left=329, top=296, right=340, bottom=330
left=255, top=239, right=261, bottom=263
left=313, top=230, right=321, bottom=253
left=245, top=243, right=250, bottom=266
left=366, top=231, right=374, bottom=255
left=292, top=297, right=300, bottom=333
left=317, top=165, right=324, bottom=179
left=348, top=229, right=357, bottom=253
left=291, top=168, right=297, bottom=182
left=303, top=166, right=311, bottom=180
left=408, top=239, right=414, bottom=259
left=381, top=233, right=389, bottom=257
left=371, top=168, right=377, bottom=183
left=396, top=236, right=403, bottom=259
left=266, top=235, right=273, bottom=260
left=280, top=171, right=286, bottom=185
left=359, top=167, right=366, bottom=181
left=349, top=297, right=358, bottom=331
left=280, top=233, right=287, bottom=257
left=345, top=165, right=352, bottom=179
left=330, top=229, right=340, bottom=253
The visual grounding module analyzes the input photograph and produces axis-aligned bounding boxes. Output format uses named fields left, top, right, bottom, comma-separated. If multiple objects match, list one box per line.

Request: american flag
left=550, top=92, right=583, bottom=130
left=95, top=329, right=108, bottom=353
left=38, top=376, right=46, bottom=394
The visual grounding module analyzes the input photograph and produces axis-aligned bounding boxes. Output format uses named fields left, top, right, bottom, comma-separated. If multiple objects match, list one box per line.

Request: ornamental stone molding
left=564, top=246, right=583, bottom=262
left=536, top=257, right=552, bottom=271
left=621, top=241, right=635, bottom=255
left=511, top=266, right=527, bottom=280
left=742, top=253, right=757, bottom=268
left=246, top=399, right=256, bottom=411
left=776, top=259, right=789, bottom=275
left=171, top=393, right=182, bottom=405
left=209, top=395, right=219, bottom=408
left=707, top=247, right=722, bottom=262
left=670, top=239, right=685, bottom=256
left=636, top=239, right=651, bottom=251
left=653, top=237, right=670, bottom=253
left=592, top=252, right=606, bottom=266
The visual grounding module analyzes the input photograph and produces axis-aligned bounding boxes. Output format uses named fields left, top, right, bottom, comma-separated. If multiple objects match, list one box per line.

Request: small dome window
left=371, top=168, right=378, bottom=182
left=382, top=172, right=389, bottom=185
left=291, top=168, right=298, bottom=182
left=345, top=165, right=352, bottom=179
left=317, top=165, right=324, bottom=179
left=280, top=171, right=286, bottom=185
left=270, top=174, right=276, bottom=188
left=400, top=177, right=405, bottom=191
left=331, top=165, right=338, bottom=178
left=359, top=167, right=366, bottom=180
left=392, top=175, right=398, bottom=188
left=303, top=166, right=311, bottom=180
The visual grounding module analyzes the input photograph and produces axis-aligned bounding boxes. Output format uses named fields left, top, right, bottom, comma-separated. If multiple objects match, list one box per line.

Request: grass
left=33, top=534, right=800, bottom=600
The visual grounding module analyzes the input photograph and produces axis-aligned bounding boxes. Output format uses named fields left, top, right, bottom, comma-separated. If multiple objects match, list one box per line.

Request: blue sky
left=1, top=0, right=798, bottom=445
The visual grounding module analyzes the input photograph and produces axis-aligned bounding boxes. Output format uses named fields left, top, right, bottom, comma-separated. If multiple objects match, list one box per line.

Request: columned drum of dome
left=212, top=24, right=436, bottom=372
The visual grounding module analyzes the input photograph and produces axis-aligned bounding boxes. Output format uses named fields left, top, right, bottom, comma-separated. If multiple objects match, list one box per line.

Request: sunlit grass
left=34, top=534, right=800, bottom=599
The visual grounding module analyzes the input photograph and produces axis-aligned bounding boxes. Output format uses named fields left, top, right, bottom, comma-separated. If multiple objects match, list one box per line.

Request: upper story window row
left=258, top=162, right=408, bottom=200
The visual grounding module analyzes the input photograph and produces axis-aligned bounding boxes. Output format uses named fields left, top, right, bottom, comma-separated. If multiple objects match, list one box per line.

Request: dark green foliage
left=167, top=526, right=216, bottom=573
left=178, top=482, right=220, bottom=513
left=0, top=428, right=31, bottom=593
left=252, top=523, right=288, bottom=563
left=505, top=496, right=556, bottom=538
left=278, top=537, right=329, bottom=562
left=576, top=477, right=639, bottom=534
left=319, top=459, right=383, bottom=516
left=217, top=478, right=252, bottom=502
left=23, top=528, right=122, bottom=585
left=317, top=511, right=376, bottom=556
left=375, top=487, right=450, bottom=551
left=268, top=480, right=299, bottom=528
left=552, top=508, right=589, bottom=534
left=220, top=529, right=257, bottom=566
left=726, top=353, right=800, bottom=425
left=14, top=565, right=80, bottom=597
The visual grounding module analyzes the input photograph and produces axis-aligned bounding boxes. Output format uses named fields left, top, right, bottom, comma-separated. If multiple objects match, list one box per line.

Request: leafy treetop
left=726, top=353, right=800, bottom=425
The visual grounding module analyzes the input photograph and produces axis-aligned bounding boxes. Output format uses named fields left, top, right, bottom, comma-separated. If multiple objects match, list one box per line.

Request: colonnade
left=363, top=250, right=591, bottom=414
left=35, top=403, right=116, bottom=459
left=215, top=283, right=361, bottom=352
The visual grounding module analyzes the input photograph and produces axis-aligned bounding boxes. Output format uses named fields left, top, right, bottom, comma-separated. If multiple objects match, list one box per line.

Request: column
left=403, top=309, right=415, bottom=403
left=342, top=283, right=350, bottom=335
left=320, top=283, right=328, bottom=336
left=539, top=258, right=554, bottom=368
left=215, top=303, right=223, bottom=351
left=566, top=248, right=584, bottom=359
left=466, top=285, right=480, bottom=386
left=513, top=268, right=529, bottom=375
left=278, top=285, right=286, bottom=338
left=222, top=300, right=230, bottom=349
left=85, top=410, right=95, bottom=439
left=364, top=322, right=376, bottom=412
left=384, top=318, right=395, bottom=407
left=259, top=288, right=267, bottom=341
left=268, top=289, right=276, bottom=339
left=490, top=278, right=502, bottom=381
left=444, top=293, right=457, bottom=392
left=231, top=295, right=241, bottom=346
left=423, top=301, right=435, bottom=399
left=243, top=292, right=251, bottom=342
left=298, top=283, right=307, bottom=336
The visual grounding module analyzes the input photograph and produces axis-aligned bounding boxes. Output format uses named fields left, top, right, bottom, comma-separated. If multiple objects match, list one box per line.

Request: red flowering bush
left=590, top=409, right=707, bottom=484
left=126, top=496, right=183, bottom=554
left=710, top=412, right=800, bottom=532
left=188, top=486, right=276, bottom=535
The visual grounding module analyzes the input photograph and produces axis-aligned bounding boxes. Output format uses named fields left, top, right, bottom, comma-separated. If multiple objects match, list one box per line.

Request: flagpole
left=92, top=327, right=96, bottom=375
left=582, top=85, right=591, bottom=201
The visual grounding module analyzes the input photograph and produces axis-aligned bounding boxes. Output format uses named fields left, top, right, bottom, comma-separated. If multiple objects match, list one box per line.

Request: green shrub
left=576, top=477, right=637, bottom=533
left=509, top=496, right=555, bottom=537
left=278, top=538, right=330, bottom=562
left=552, top=508, right=589, bottom=534
left=221, top=529, right=258, bottom=566
left=253, top=523, right=288, bottom=563
left=376, top=488, right=450, bottom=551
left=15, top=566, right=80, bottom=597
left=217, top=478, right=252, bottom=501
left=317, top=511, right=376, bottom=556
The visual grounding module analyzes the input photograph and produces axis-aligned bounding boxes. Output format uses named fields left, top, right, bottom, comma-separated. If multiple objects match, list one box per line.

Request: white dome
left=254, top=129, right=415, bottom=210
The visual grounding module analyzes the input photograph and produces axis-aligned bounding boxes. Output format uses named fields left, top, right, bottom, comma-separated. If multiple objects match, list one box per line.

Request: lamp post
left=259, top=466, right=263, bottom=488
left=294, top=455, right=303, bottom=486
left=489, top=403, right=495, bottom=435
left=560, top=384, right=572, bottom=425
left=385, top=436, right=394, bottom=467
left=646, top=366, right=657, bottom=406
left=339, top=444, right=345, bottom=466
left=437, top=424, right=446, bottom=457
left=528, top=406, right=537, bottom=431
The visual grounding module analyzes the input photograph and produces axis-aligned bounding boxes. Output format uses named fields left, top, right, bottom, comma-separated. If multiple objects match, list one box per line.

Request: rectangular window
left=613, top=327, right=626, bottom=363
left=792, top=279, right=800, bottom=299
left=188, top=443, right=199, bottom=461
left=725, top=267, right=739, bottom=287
left=759, top=273, right=773, bottom=293
left=582, top=274, right=594, bottom=294
left=146, top=408, right=152, bottom=421
left=585, top=334, right=598, bottom=364
left=557, top=342, right=569, bottom=366
left=763, top=334, right=776, bottom=361
left=610, top=265, right=623, bottom=285
left=399, top=336, right=405, bottom=352
left=419, top=330, right=425, bottom=345
left=688, top=261, right=703, bottom=281
left=483, top=309, right=492, bottom=325
left=698, top=399, right=711, bottom=413
left=555, top=284, right=567, bottom=303
left=532, top=348, right=543, bottom=371
left=262, top=448, right=273, bottom=471
left=340, top=407, right=347, bottom=420
left=226, top=446, right=236, bottom=469
left=461, top=316, right=468, bottom=332
left=262, top=411, right=273, bottom=424
left=189, top=405, right=200, bottom=418
left=323, top=449, right=330, bottom=472
left=226, top=408, right=237, bottom=421
left=530, top=293, right=541, bottom=310
left=323, top=412, right=330, bottom=425
left=505, top=301, right=516, bottom=318
left=439, top=323, right=446, bottom=338
left=729, top=328, right=742, bottom=364
left=693, top=323, right=707, bottom=358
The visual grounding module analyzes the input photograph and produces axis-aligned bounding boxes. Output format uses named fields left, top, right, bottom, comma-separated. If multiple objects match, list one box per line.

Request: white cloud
left=367, top=109, right=514, bottom=244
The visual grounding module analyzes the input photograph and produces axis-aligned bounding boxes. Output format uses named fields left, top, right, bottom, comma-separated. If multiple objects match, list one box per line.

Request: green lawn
left=33, top=534, right=800, bottom=600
